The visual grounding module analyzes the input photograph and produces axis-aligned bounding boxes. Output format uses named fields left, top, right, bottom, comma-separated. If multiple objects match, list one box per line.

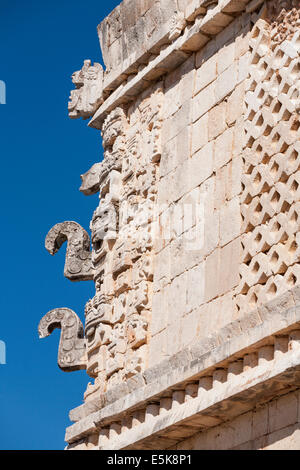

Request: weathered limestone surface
left=39, top=0, right=300, bottom=451
left=38, top=308, right=86, bottom=372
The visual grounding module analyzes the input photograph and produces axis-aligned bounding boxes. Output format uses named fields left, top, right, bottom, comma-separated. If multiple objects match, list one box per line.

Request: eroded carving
left=43, top=84, right=162, bottom=400
left=38, top=308, right=86, bottom=371
left=126, top=314, right=148, bottom=349
left=80, top=163, right=103, bottom=196
left=68, top=60, right=104, bottom=119
left=267, top=0, right=300, bottom=47
left=45, top=221, right=94, bottom=281
left=79, top=107, right=126, bottom=196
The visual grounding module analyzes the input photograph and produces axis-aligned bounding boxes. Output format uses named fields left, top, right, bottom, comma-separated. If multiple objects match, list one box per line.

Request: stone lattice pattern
left=236, top=15, right=300, bottom=314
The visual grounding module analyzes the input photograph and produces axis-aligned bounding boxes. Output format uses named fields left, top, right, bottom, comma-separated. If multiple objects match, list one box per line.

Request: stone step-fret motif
left=236, top=10, right=300, bottom=315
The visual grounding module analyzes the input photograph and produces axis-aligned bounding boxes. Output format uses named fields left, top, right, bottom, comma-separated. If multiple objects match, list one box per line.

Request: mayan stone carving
left=45, top=221, right=94, bottom=281
left=39, top=0, right=300, bottom=451
left=68, top=60, right=104, bottom=119
left=38, top=308, right=86, bottom=371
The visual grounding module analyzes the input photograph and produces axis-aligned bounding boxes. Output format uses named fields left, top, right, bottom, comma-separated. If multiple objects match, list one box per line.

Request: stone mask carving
left=90, top=199, right=119, bottom=264
left=68, top=60, right=104, bottom=119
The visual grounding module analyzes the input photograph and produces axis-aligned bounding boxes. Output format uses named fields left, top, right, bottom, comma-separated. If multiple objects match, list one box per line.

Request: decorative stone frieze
left=39, top=0, right=300, bottom=451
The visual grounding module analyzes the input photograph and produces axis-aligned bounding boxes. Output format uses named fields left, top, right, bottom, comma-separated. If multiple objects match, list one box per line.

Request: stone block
left=212, top=238, right=241, bottom=300
left=214, top=127, right=234, bottom=170
left=160, top=125, right=191, bottom=177
left=191, top=113, right=209, bottom=156
left=165, top=55, right=195, bottom=106
left=232, top=412, right=252, bottom=447
left=252, top=405, right=268, bottom=440
left=167, top=272, right=188, bottom=320
left=163, top=100, right=191, bottom=145
left=238, top=51, right=251, bottom=83
left=264, top=424, right=300, bottom=451
left=192, top=81, right=216, bottom=123
left=165, top=319, right=183, bottom=357
left=148, top=329, right=168, bottom=368
left=220, top=196, right=241, bottom=246
left=208, top=101, right=227, bottom=141
left=215, top=62, right=238, bottom=103
left=194, top=54, right=217, bottom=96
left=217, top=41, right=235, bottom=75
left=226, top=81, right=245, bottom=126
left=189, top=141, right=214, bottom=188
left=151, top=289, right=169, bottom=336
left=186, top=263, right=205, bottom=313
left=269, top=393, right=298, bottom=433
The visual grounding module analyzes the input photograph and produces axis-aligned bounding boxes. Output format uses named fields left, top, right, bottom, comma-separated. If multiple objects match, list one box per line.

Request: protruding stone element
left=45, top=221, right=94, bottom=281
left=198, top=376, right=213, bottom=393
left=274, top=336, right=289, bottom=359
left=289, top=330, right=300, bottom=351
left=168, top=11, right=187, bottom=41
left=80, top=163, right=103, bottom=196
left=243, top=353, right=258, bottom=371
left=98, top=428, right=109, bottom=448
left=227, top=360, right=243, bottom=380
left=102, top=107, right=127, bottom=151
left=145, top=404, right=159, bottom=421
left=185, top=383, right=198, bottom=401
left=68, top=60, right=104, bottom=119
left=172, top=390, right=185, bottom=408
left=160, top=397, right=172, bottom=414
left=258, top=345, right=274, bottom=365
left=212, top=368, right=227, bottom=387
left=38, top=308, right=86, bottom=372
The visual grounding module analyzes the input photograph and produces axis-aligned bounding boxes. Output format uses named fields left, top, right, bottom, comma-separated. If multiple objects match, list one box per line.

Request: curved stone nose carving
left=45, top=221, right=94, bottom=281
left=38, top=308, right=87, bottom=372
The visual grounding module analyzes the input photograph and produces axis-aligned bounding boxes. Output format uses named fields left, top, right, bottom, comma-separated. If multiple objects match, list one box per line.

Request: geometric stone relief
left=38, top=308, right=86, bottom=372
left=236, top=9, right=300, bottom=315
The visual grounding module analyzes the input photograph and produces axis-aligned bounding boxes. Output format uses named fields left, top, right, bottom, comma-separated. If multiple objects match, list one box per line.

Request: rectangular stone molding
left=59, top=0, right=300, bottom=451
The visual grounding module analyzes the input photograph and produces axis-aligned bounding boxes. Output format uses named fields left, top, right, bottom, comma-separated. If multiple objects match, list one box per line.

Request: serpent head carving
left=38, top=308, right=87, bottom=372
left=45, top=221, right=94, bottom=281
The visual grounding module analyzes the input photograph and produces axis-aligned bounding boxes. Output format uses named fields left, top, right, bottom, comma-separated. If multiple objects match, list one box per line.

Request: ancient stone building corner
left=38, top=0, right=300, bottom=450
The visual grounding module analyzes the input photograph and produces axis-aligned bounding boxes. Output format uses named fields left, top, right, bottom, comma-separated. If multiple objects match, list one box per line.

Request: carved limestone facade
left=39, top=0, right=300, bottom=450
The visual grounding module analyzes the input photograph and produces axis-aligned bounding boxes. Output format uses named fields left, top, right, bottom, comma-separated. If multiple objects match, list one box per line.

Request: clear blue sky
left=0, top=0, right=120, bottom=449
